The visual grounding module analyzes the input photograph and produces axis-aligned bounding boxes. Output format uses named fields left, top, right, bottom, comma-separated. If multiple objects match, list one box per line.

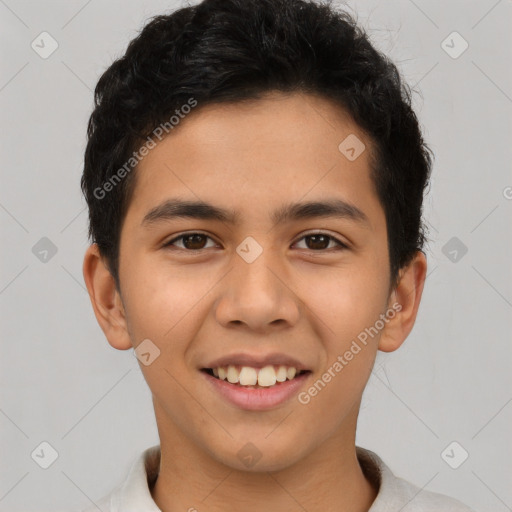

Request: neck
left=150, top=403, right=378, bottom=512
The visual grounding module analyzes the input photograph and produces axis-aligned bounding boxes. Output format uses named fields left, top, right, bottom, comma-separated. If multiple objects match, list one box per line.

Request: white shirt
left=81, top=445, right=474, bottom=511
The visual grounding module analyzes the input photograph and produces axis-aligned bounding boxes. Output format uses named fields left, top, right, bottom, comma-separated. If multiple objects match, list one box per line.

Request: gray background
left=1, top=0, right=511, bottom=510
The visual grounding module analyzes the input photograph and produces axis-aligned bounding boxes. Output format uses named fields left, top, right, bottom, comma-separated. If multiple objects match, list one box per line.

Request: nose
left=214, top=248, right=300, bottom=334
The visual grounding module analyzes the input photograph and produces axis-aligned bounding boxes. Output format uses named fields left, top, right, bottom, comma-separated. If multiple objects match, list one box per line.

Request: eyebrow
left=141, top=198, right=370, bottom=228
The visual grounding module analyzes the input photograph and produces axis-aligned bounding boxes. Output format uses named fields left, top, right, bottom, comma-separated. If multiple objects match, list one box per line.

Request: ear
left=82, top=243, right=133, bottom=350
left=378, top=250, right=427, bottom=353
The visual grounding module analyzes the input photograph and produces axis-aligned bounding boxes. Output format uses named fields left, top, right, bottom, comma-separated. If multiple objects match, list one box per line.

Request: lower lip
left=201, top=370, right=311, bottom=411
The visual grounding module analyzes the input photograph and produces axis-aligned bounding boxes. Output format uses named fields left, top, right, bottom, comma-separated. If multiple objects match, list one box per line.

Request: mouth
left=201, top=365, right=312, bottom=389
left=200, top=364, right=312, bottom=410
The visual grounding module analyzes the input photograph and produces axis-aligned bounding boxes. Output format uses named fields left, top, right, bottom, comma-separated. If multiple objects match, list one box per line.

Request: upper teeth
left=212, top=365, right=299, bottom=387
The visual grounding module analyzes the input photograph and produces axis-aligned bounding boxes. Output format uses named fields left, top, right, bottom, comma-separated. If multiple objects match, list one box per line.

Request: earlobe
left=378, top=251, right=427, bottom=353
left=82, top=244, right=133, bottom=351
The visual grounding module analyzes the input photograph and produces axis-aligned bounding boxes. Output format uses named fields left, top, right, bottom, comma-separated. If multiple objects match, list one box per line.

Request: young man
left=80, top=0, right=473, bottom=510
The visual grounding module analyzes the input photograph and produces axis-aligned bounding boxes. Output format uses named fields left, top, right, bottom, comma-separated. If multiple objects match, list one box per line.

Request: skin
left=83, top=91, right=427, bottom=512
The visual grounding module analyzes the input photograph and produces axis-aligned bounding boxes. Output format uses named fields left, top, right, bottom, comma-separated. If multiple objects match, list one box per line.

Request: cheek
left=296, top=276, right=380, bottom=425
left=122, top=261, right=205, bottom=342
left=296, top=348, right=375, bottom=442
left=291, top=263, right=384, bottom=412
left=121, top=262, right=226, bottom=398
left=293, top=260, right=388, bottom=344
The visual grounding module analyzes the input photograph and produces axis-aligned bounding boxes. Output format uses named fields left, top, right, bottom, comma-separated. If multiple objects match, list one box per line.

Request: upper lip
left=202, top=352, right=310, bottom=371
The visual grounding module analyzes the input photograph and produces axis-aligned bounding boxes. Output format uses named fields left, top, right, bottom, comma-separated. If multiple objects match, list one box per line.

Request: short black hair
left=81, top=0, right=433, bottom=294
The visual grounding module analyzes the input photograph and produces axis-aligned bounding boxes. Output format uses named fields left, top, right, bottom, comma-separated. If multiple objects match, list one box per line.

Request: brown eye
left=182, top=234, right=207, bottom=249
left=306, top=234, right=330, bottom=250
left=294, top=233, right=347, bottom=251
left=165, top=233, right=216, bottom=250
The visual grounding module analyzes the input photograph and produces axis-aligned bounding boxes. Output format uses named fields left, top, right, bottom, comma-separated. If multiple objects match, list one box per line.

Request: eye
left=164, top=232, right=218, bottom=251
left=293, top=232, right=348, bottom=251
left=163, top=231, right=348, bottom=252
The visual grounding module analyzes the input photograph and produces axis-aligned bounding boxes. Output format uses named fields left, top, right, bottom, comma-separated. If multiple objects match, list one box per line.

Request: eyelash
left=163, top=231, right=348, bottom=252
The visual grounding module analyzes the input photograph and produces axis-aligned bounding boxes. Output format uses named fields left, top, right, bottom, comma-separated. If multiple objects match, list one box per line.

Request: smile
left=201, top=366, right=312, bottom=410
left=203, top=364, right=309, bottom=387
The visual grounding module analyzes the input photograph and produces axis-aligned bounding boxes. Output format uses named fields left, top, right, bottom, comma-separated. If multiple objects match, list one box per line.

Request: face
left=87, top=92, right=423, bottom=472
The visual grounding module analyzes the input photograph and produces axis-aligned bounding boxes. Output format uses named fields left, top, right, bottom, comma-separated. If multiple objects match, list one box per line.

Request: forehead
left=125, top=92, right=382, bottom=229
